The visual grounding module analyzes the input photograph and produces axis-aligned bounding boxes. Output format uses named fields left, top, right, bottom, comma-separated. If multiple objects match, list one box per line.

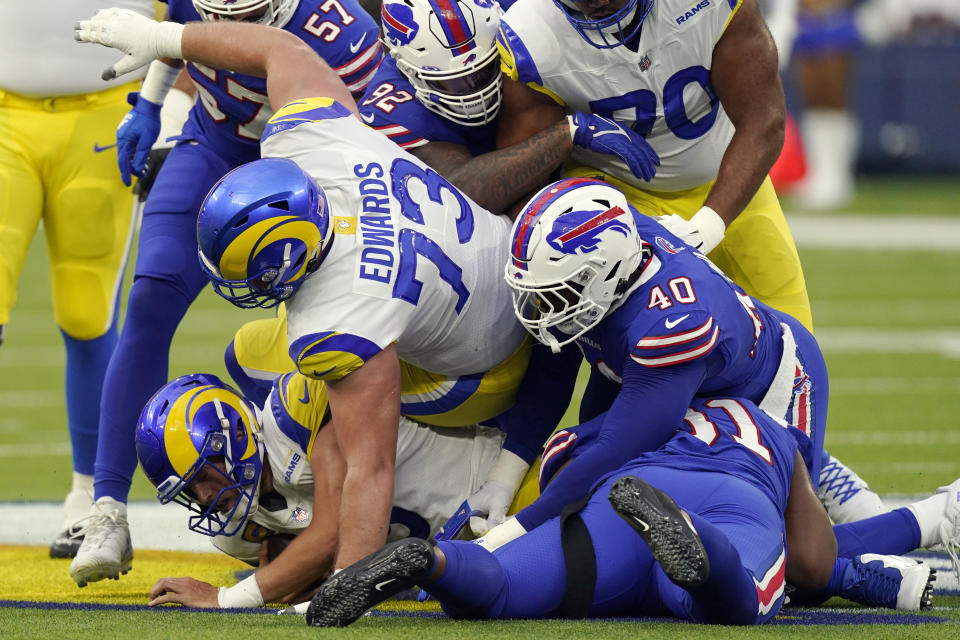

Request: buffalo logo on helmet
left=382, top=1, right=419, bottom=45
left=546, top=206, right=631, bottom=256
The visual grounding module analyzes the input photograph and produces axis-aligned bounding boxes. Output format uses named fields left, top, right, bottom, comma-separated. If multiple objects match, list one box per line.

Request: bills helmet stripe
left=431, top=0, right=474, bottom=54
left=510, top=177, right=600, bottom=270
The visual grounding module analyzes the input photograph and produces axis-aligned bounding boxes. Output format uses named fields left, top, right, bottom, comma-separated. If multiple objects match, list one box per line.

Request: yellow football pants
left=0, top=82, right=138, bottom=338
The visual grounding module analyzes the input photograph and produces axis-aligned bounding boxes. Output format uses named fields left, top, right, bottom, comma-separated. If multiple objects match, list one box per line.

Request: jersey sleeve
left=629, top=310, right=719, bottom=368
left=497, top=11, right=566, bottom=106
left=289, top=331, right=384, bottom=384
left=262, top=97, right=355, bottom=143
left=267, top=372, right=330, bottom=457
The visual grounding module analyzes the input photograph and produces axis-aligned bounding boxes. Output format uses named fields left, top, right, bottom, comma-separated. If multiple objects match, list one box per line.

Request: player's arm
left=324, top=345, right=401, bottom=567
left=76, top=10, right=357, bottom=113
left=784, top=450, right=837, bottom=590
left=495, top=77, right=566, bottom=148
left=703, top=0, right=786, bottom=225
left=510, top=358, right=707, bottom=534
left=410, top=120, right=573, bottom=216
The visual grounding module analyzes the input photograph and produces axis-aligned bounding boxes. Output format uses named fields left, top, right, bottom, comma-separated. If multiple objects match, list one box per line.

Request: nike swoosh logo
left=375, top=578, right=397, bottom=592
left=359, top=111, right=375, bottom=124
left=349, top=34, right=366, bottom=54
left=664, top=314, right=689, bottom=329
left=93, top=143, right=116, bottom=152
left=312, top=366, right=336, bottom=378
left=631, top=515, right=651, bottom=532
left=298, top=382, right=310, bottom=404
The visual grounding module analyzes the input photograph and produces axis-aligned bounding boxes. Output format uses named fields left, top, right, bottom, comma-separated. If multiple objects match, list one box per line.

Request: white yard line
left=786, top=213, right=960, bottom=251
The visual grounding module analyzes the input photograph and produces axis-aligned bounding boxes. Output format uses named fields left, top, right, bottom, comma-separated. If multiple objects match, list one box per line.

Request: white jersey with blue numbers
left=212, top=373, right=504, bottom=563
left=261, top=98, right=527, bottom=382
left=498, top=0, right=741, bottom=191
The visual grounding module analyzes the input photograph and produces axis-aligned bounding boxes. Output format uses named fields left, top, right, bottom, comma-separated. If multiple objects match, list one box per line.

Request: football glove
left=133, top=87, right=192, bottom=200
left=656, top=206, right=726, bottom=255
left=116, top=92, right=162, bottom=187
left=569, top=112, right=660, bottom=182
left=74, top=8, right=184, bottom=80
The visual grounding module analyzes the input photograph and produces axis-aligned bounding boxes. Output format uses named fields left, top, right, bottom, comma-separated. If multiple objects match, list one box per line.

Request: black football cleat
left=49, top=527, right=85, bottom=558
left=306, top=537, right=435, bottom=627
left=608, top=475, right=710, bottom=589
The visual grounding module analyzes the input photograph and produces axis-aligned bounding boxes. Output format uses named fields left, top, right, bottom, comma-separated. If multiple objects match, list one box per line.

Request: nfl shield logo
left=639, top=55, right=651, bottom=72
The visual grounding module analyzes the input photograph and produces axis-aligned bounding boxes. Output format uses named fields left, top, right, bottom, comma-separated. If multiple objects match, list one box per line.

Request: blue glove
left=570, top=111, right=660, bottom=182
left=116, top=91, right=162, bottom=186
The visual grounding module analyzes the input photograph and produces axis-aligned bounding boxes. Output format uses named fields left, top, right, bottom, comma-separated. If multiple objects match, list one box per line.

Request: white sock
left=907, top=492, right=949, bottom=548
left=72, top=472, right=94, bottom=495
left=799, top=109, right=858, bottom=209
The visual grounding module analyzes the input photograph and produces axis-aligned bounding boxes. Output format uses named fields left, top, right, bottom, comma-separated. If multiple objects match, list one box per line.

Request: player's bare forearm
left=704, top=0, right=785, bottom=225
left=179, top=22, right=356, bottom=112
left=326, top=346, right=401, bottom=567
left=496, top=77, right=566, bottom=148
left=253, top=520, right=339, bottom=603
left=414, top=120, right=572, bottom=214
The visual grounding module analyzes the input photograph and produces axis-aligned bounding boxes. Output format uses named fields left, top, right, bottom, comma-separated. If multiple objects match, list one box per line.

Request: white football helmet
left=505, top=178, right=646, bottom=352
left=192, top=0, right=298, bottom=28
left=380, top=0, right=503, bottom=126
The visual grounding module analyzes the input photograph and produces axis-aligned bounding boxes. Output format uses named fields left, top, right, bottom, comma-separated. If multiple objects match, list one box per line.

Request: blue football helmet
left=135, top=373, right=264, bottom=537
left=553, top=0, right=654, bottom=49
left=197, top=157, right=332, bottom=309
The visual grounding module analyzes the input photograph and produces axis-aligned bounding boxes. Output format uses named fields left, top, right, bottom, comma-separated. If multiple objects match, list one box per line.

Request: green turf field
left=1, top=176, right=959, bottom=636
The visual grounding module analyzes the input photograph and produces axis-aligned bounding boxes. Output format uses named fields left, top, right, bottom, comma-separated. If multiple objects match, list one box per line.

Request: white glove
left=467, top=480, right=515, bottom=536
left=467, top=450, right=530, bottom=537
left=473, top=517, right=527, bottom=552
left=74, top=9, right=185, bottom=80
left=656, top=206, right=726, bottom=255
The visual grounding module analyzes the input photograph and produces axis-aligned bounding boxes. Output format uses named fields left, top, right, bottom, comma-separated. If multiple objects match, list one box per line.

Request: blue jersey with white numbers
left=165, top=0, right=382, bottom=165
left=542, top=397, right=797, bottom=515
left=576, top=215, right=785, bottom=403
left=356, top=56, right=496, bottom=155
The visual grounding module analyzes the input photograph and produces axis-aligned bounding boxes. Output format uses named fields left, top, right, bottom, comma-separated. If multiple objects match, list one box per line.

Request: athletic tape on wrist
left=139, top=60, right=181, bottom=105
left=691, top=205, right=726, bottom=254
left=217, top=574, right=264, bottom=608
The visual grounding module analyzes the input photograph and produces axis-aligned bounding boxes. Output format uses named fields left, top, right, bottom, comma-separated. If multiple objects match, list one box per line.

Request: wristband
left=157, top=88, right=193, bottom=147
left=217, top=574, right=264, bottom=608
left=474, top=517, right=526, bottom=552
left=690, top=205, right=726, bottom=254
left=485, top=449, right=529, bottom=493
left=152, top=21, right=185, bottom=60
left=140, top=60, right=181, bottom=105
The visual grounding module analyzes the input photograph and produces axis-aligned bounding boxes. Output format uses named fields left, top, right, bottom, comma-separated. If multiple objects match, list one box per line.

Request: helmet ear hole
left=268, top=200, right=290, bottom=211
left=604, top=261, right=621, bottom=281
left=232, top=215, right=249, bottom=229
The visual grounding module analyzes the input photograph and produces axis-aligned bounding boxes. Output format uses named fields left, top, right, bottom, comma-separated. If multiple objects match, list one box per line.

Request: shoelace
left=818, top=459, right=863, bottom=505
left=847, top=561, right=899, bottom=608
left=82, top=508, right=124, bottom=548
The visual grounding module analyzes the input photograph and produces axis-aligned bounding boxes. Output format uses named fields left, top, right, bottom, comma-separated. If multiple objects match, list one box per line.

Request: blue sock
left=826, top=556, right=853, bottom=594
left=834, top=508, right=922, bottom=557
left=429, top=541, right=507, bottom=619
left=224, top=339, right=272, bottom=407
left=62, top=325, right=118, bottom=475
left=680, top=511, right=765, bottom=624
left=94, top=277, right=195, bottom=502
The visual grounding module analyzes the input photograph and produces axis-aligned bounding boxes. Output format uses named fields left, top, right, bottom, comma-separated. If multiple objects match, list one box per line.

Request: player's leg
left=70, top=141, right=232, bottom=586
left=791, top=1, right=860, bottom=210
left=42, top=84, right=139, bottom=558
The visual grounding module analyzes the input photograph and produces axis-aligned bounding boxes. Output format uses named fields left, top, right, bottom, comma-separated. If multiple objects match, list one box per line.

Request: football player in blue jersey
left=69, top=0, right=384, bottom=587
left=360, top=0, right=660, bottom=215
left=307, top=398, right=936, bottom=626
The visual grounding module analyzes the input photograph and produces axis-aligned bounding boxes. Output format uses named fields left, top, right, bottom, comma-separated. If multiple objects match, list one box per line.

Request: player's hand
left=133, top=86, right=192, bottom=199
left=656, top=206, right=726, bottom=255
left=74, top=8, right=184, bottom=80
left=148, top=576, right=219, bottom=608
left=569, top=112, right=660, bottom=181
left=466, top=480, right=515, bottom=537
left=117, top=92, right=161, bottom=186
left=472, top=517, right=527, bottom=552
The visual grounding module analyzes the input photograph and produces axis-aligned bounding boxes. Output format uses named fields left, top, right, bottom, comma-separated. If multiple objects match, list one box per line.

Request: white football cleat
left=50, top=486, right=94, bottom=558
left=933, top=478, right=960, bottom=577
left=817, top=452, right=887, bottom=523
left=841, top=554, right=935, bottom=611
left=69, top=497, right=133, bottom=587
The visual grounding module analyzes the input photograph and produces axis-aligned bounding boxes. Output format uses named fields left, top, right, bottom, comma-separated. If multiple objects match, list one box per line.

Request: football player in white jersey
left=495, top=0, right=814, bottom=330
left=76, top=9, right=541, bottom=569
left=135, top=373, right=509, bottom=608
